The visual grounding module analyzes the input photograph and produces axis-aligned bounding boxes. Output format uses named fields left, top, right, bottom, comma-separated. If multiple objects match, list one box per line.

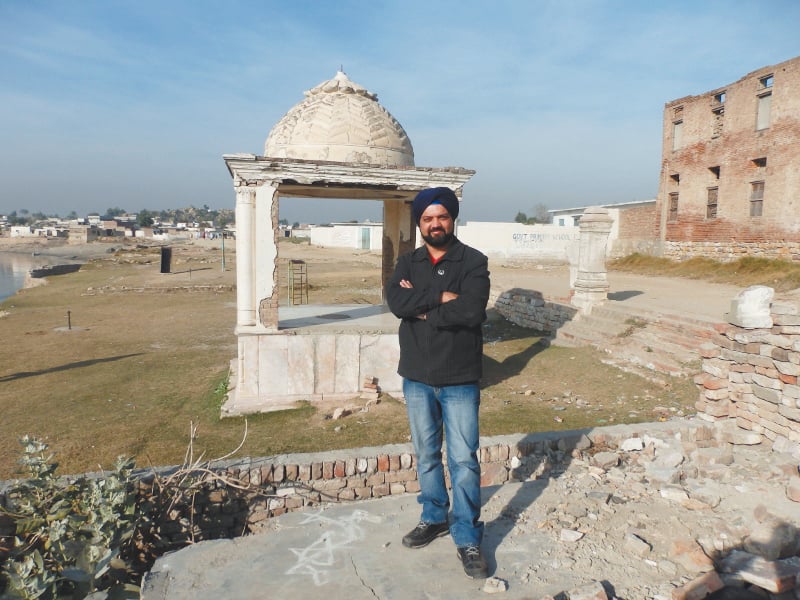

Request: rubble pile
left=482, top=420, right=800, bottom=599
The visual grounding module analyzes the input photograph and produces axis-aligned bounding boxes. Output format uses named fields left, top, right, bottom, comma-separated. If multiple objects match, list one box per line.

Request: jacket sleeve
left=426, top=252, right=490, bottom=329
left=386, top=255, right=439, bottom=319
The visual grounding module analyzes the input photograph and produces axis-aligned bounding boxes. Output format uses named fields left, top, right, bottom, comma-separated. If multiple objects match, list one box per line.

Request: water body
left=0, top=252, right=59, bottom=303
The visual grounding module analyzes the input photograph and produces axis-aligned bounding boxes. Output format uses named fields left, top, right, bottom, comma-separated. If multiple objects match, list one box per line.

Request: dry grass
left=0, top=243, right=699, bottom=479
left=611, top=253, right=800, bottom=292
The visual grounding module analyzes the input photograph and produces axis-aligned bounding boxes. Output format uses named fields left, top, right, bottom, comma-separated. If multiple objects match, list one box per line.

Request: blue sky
left=1, top=1, right=799, bottom=224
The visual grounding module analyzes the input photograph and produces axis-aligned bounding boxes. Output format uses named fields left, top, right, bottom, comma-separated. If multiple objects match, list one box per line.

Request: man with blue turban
left=386, top=187, right=490, bottom=579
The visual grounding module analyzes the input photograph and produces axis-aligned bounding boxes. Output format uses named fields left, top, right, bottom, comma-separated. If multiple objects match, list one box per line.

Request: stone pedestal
left=571, top=206, right=614, bottom=314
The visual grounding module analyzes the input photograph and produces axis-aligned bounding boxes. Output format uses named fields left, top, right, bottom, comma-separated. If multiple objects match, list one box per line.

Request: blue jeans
left=403, top=378, right=483, bottom=548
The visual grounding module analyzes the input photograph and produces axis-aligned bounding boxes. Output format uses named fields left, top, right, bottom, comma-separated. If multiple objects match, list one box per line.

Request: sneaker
left=402, top=520, right=449, bottom=548
left=457, top=545, right=488, bottom=579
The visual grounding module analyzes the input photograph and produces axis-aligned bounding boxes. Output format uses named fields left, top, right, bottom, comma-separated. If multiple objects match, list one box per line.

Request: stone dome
left=264, top=71, right=415, bottom=167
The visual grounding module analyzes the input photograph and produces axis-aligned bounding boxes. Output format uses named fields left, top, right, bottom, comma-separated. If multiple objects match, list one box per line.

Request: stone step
left=623, top=328, right=703, bottom=358
left=591, top=303, right=718, bottom=338
left=551, top=300, right=717, bottom=380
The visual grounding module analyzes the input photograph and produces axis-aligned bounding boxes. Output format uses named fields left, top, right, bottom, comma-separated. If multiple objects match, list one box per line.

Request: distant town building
left=655, top=56, right=800, bottom=261
left=308, top=222, right=383, bottom=250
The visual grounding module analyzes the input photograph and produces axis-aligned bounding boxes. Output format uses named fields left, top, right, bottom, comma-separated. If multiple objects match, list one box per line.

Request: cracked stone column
left=571, top=206, right=613, bottom=314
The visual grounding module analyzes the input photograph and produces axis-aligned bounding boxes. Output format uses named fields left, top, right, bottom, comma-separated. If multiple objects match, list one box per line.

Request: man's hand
left=440, top=291, right=458, bottom=303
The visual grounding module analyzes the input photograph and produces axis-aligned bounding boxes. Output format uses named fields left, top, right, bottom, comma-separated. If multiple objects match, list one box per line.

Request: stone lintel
left=223, top=155, right=475, bottom=195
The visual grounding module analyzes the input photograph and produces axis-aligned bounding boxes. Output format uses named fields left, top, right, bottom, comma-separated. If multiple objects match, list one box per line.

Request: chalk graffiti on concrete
left=286, top=509, right=382, bottom=586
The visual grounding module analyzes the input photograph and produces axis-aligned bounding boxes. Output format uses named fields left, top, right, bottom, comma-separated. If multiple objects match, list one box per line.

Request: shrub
left=0, top=437, right=138, bottom=599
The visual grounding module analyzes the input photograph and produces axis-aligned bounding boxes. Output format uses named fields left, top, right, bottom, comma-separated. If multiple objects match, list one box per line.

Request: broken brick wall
left=490, top=288, right=576, bottom=333
left=655, top=56, right=800, bottom=262
left=696, top=299, right=800, bottom=453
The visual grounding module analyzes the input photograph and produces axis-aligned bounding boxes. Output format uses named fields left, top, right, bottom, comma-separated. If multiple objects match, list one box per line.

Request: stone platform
left=222, top=304, right=401, bottom=416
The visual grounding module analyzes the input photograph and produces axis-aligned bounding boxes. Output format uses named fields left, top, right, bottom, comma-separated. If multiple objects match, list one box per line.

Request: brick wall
left=617, top=204, right=658, bottom=241
left=695, top=299, right=800, bottom=453
left=655, top=56, right=800, bottom=261
left=612, top=204, right=659, bottom=257
left=665, top=240, right=800, bottom=262
left=114, top=424, right=711, bottom=543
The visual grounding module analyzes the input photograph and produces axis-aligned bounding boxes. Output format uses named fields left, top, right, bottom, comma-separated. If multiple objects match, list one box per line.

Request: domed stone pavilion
left=222, top=71, right=475, bottom=415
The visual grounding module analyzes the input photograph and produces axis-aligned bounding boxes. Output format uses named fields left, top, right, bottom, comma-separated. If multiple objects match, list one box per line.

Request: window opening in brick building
left=709, top=166, right=720, bottom=179
left=711, top=94, right=725, bottom=138
left=668, top=193, right=679, bottom=221
left=756, top=92, right=772, bottom=130
left=706, top=187, right=718, bottom=219
left=750, top=181, right=764, bottom=217
left=670, top=173, right=680, bottom=183
left=672, top=120, right=683, bottom=150
left=752, top=157, right=767, bottom=168
left=712, top=109, right=724, bottom=137
left=760, top=75, right=773, bottom=89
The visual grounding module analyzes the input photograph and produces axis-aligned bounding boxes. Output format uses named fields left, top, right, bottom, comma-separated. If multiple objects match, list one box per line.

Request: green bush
left=1, top=437, right=139, bottom=599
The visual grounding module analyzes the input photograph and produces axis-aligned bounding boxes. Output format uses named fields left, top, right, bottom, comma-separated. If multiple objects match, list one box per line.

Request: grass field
left=611, top=253, right=800, bottom=292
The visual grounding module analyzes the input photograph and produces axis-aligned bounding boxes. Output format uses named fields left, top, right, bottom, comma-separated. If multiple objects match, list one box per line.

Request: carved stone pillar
left=571, top=206, right=614, bottom=314
left=234, top=184, right=256, bottom=328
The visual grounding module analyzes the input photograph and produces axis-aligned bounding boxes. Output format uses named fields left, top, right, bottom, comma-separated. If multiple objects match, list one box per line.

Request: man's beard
left=422, top=229, right=454, bottom=248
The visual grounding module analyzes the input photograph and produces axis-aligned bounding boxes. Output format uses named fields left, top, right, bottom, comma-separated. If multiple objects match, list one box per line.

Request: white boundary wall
left=305, top=221, right=619, bottom=261
left=309, top=223, right=383, bottom=250
left=456, top=222, right=581, bottom=261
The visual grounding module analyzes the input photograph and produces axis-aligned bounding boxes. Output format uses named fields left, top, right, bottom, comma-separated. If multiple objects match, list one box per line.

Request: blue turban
left=412, top=187, right=460, bottom=225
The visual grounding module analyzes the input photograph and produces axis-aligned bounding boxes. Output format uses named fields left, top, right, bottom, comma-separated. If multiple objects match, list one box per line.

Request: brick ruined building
left=654, top=56, right=800, bottom=261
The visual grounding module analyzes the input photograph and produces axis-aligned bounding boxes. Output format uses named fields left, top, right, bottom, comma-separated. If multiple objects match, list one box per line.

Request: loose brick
left=719, top=550, right=800, bottom=594
left=669, top=539, right=714, bottom=573
left=670, top=571, right=724, bottom=600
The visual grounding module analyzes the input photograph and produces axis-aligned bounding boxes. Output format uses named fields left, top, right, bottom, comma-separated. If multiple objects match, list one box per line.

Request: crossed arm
left=399, top=279, right=457, bottom=319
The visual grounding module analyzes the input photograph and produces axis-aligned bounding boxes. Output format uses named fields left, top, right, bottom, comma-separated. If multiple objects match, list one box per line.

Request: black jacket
left=386, top=238, right=490, bottom=386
